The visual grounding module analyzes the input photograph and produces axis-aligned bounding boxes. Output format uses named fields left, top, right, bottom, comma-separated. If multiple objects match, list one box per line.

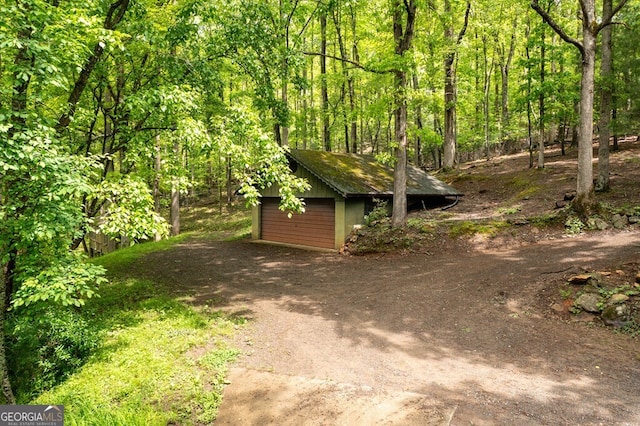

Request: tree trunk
left=596, top=0, right=613, bottom=192
left=0, top=272, right=15, bottom=404
left=443, top=0, right=457, bottom=170
left=320, top=13, right=331, bottom=151
left=391, top=0, right=416, bottom=227
left=154, top=136, right=162, bottom=241
left=170, top=141, right=180, bottom=236
left=392, top=71, right=408, bottom=227
left=442, top=0, right=470, bottom=170
left=575, top=13, right=597, bottom=211
left=413, top=73, right=423, bottom=167
left=538, top=28, right=546, bottom=169
left=531, top=0, right=630, bottom=213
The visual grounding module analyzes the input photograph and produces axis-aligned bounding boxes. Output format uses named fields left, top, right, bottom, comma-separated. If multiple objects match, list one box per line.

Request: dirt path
left=139, top=230, right=640, bottom=425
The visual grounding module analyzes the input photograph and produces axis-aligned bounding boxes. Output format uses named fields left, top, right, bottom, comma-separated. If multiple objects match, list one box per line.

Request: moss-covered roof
left=287, top=150, right=462, bottom=198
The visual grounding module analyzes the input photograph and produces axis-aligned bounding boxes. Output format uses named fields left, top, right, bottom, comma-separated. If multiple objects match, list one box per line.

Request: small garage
left=252, top=150, right=461, bottom=250
left=260, top=198, right=336, bottom=249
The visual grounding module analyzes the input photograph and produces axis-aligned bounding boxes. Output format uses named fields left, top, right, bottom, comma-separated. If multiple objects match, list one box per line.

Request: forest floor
left=141, top=139, right=640, bottom=425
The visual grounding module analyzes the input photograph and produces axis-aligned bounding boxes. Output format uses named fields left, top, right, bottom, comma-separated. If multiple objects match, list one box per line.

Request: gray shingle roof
left=287, top=150, right=461, bottom=198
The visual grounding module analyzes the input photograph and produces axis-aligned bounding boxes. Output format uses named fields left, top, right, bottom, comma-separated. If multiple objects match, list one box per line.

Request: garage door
left=261, top=198, right=335, bottom=249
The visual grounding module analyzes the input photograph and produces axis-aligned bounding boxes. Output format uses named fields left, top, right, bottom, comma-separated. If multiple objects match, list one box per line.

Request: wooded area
left=0, top=0, right=638, bottom=404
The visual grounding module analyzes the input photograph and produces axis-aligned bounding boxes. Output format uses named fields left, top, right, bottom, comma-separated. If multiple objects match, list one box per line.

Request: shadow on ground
left=132, top=231, right=640, bottom=425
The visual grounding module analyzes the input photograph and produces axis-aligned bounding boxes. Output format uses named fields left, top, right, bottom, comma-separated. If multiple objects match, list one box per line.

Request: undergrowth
left=9, top=216, right=244, bottom=424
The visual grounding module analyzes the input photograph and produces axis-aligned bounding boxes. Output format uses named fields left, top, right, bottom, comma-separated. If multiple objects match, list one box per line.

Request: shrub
left=7, top=307, right=100, bottom=401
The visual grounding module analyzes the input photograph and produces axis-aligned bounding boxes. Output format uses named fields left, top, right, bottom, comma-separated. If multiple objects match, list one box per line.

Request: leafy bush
left=7, top=307, right=100, bottom=401
left=364, top=199, right=389, bottom=225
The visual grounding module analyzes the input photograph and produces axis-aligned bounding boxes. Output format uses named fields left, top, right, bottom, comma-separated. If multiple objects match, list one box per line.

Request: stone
left=563, top=191, right=577, bottom=201
left=629, top=216, right=640, bottom=224
left=571, top=312, right=596, bottom=323
left=607, top=294, right=629, bottom=305
left=601, top=304, right=631, bottom=328
left=574, top=293, right=601, bottom=313
left=612, top=214, right=629, bottom=229
left=555, top=200, right=567, bottom=209
left=568, top=274, right=593, bottom=284
left=587, top=217, right=609, bottom=231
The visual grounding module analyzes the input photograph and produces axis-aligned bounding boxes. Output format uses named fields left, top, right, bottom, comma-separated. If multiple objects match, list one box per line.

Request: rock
left=568, top=274, right=593, bottom=284
left=629, top=216, right=640, bottom=224
left=601, top=304, right=631, bottom=327
left=563, top=191, right=577, bottom=201
left=587, top=217, right=609, bottom=231
left=574, top=293, right=601, bottom=313
left=607, top=293, right=629, bottom=305
left=571, top=312, right=596, bottom=323
left=555, top=200, right=567, bottom=209
left=612, top=214, right=629, bottom=229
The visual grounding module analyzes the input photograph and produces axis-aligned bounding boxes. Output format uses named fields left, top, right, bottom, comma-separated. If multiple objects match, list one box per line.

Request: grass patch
left=180, top=203, right=251, bottom=238
left=92, top=235, right=190, bottom=272
left=14, top=214, right=248, bottom=424
left=32, top=275, right=242, bottom=425
left=447, top=220, right=510, bottom=238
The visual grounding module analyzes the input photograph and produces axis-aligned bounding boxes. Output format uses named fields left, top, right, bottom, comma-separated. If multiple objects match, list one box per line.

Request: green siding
left=344, top=199, right=365, bottom=240
left=260, top=166, right=337, bottom=199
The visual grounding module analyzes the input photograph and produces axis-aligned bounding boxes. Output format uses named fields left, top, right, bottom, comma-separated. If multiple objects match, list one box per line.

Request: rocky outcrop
left=565, top=272, right=640, bottom=329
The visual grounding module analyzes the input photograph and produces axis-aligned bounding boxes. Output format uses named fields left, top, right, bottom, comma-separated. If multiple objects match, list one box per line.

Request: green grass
left=447, top=220, right=510, bottom=238
left=179, top=203, right=251, bottom=238
left=31, top=273, right=242, bottom=424
left=92, top=234, right=191, bottom=272
left=19, top=208, right=248, bottom=424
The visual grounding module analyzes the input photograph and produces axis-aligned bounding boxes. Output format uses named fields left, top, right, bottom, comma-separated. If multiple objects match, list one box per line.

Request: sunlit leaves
left=89, top=175, right=168, bottom=242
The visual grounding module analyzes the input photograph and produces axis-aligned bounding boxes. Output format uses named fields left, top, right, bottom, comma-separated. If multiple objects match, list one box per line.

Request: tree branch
left=56, top=0, right=130, bottom=132
left=302, top=51, right=389, bottom=74
left=531, top=0, right=584, bottom=56
left=457, top=1, right=471, bottom=45
left=599, top=0, right=630, bottom=32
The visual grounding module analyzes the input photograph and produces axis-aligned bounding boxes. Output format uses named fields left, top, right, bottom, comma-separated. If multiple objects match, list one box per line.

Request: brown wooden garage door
left=261, top=198, right=335, bottom=249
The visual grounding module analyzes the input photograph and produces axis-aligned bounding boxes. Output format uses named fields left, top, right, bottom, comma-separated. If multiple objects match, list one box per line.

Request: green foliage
left=90, top=174, right=169, bottom=243
left=7, top=307, right=101, bottom=402
left=12, top=254, right=106, bottom=309
left=364, top=199, right=390, bottom=225
left=564, top=215, right=585, bottom=235
left=213, top=107, right=310, bottom=214
left=497, top=206, right=522, bottom=215
left=33, top=276, right=241, bottom=425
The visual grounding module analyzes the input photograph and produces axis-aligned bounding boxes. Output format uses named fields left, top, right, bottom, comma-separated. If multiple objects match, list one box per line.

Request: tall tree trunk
left=482, top=35, right=493, bottom=160
left=538, top=27, right=546, bottom=168
left=0, top=273, right=15, bottom=404
left=442, top=0, right=470, bottom=170
left=171, top=141, right=180, bottom=236
left=443, top=0, right=457, bottom=169
left=596, top=0, right=613, bottom=192
left=391, top=0, right=416, bottom=227
left=154, top=135, right=162, bottom=241
left=350, top=5, right=359, bottom=153
left=320, top=13, right=331, bottom=151
left=532, top=0, right=630, bottom=214
left=575, top=8, right=597, bottom=211
left=413, top=73, right=423, bottom=167
left=499, top=18, right=517, bottom=137
left=333, top=8, right=350, bottom=153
